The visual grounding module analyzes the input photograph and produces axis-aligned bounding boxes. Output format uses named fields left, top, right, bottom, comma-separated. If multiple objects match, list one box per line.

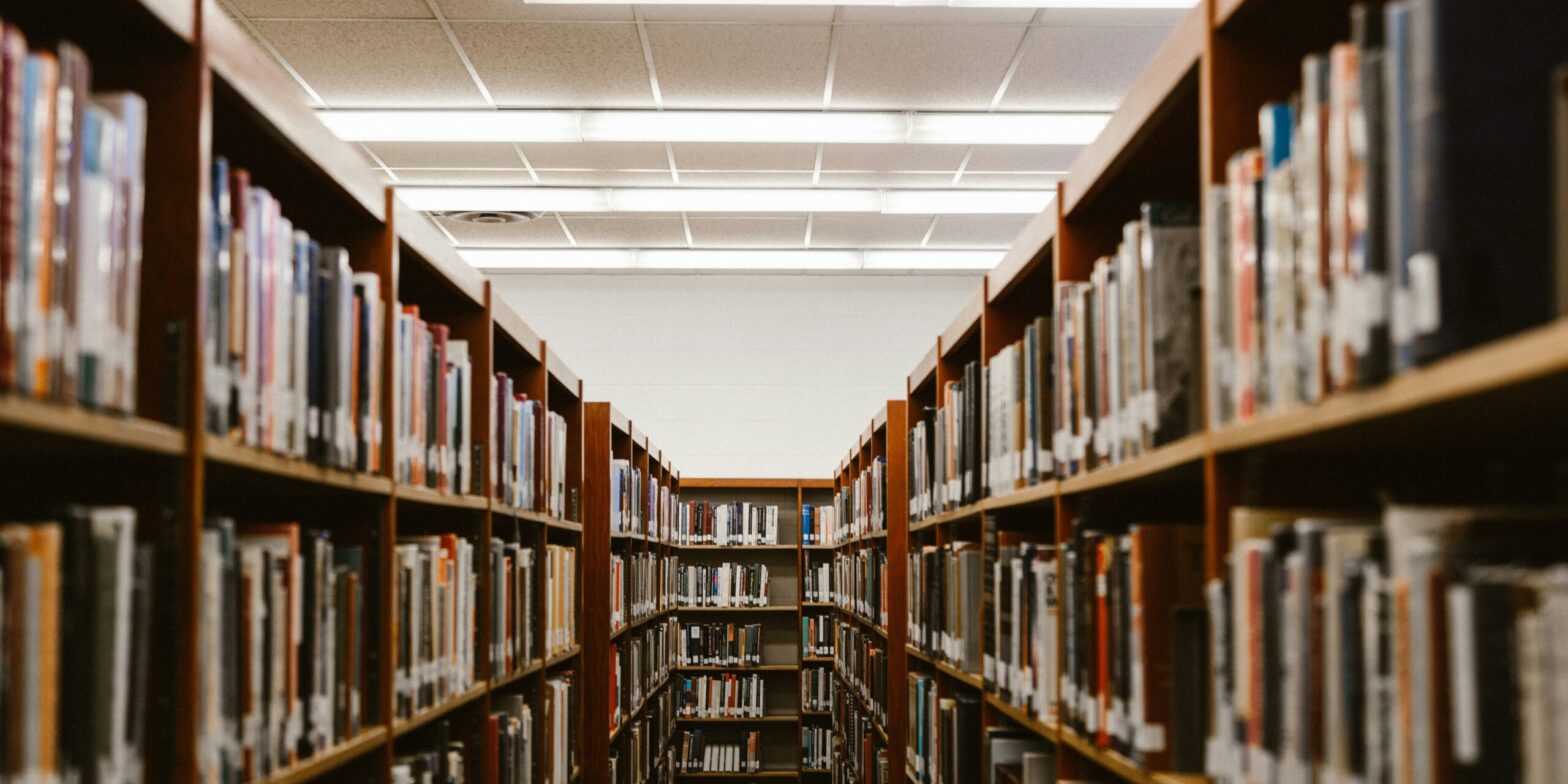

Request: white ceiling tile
left=647, top=24, right=830, bottom=109
left=452, top=22, right=654, bottom=108
left=998, top=23, right=1172, bottom=111
left=435, top=213, right=569, bottom=246
left=819, top=143, right=968, bottom=173
left=390, top=169, right=538, bottom=185
left=435, top=0, right=635, bottom=21
left=831, top=24, right=1027, bottom=110
left=566, top=216, right=690, bottom=247
left=534, top=169, right=677, bottom=186
left=924, top=215, right=1031, bottom=248
left=954, top=171, right=1061, bottom=189
left=809, top=216, right=931, bottom=248
left=252, top=20, right=487, bottom=107
left=815, top=171, right=958, bottom=188
left=836, top=7, right=1037, bottom=24
left=688, top=217, right=808, bottom=248
left=670, top=143, right=818, bottom=172
left=520, top=142, right=670, bottom=170
left=965, top=144, right=1080, bottom=172
left=231, top=0, right=430, bottom=18
left=366, top=141, right=520, bottom=168
left=675, top=171, right=815, bottom=187
left=637, top=5, right=835, bottom=23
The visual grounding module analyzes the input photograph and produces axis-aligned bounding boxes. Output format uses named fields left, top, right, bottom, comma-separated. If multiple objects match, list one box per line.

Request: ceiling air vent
left=436, top=210, right=539, bottom=225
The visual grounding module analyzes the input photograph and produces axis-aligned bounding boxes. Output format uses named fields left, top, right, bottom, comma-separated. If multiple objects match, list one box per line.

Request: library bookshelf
left=0, top=1, right=590, bottom=782
left=856, top=1, right=1568, bottom=784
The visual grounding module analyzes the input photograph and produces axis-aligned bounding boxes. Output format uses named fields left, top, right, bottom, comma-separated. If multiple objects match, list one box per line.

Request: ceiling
left=221, top=0, right=1180, bottom=270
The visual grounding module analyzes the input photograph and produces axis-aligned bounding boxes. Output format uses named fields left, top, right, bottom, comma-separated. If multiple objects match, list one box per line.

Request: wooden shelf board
left=904, top=644, right=938, bottom=668
left=1059, top=727, right=1155, bottom=784
left=395, top=483, right=489, bottom=511
left=1057, top=433, right=1208, bottom=496
left=255, top=727, right=387, bottom=784
left=983, top=691, right=1059, bottom=743
left=801, top=601, right=835, bottom=608
left=940, top=289, right=985, bottom=358
left=801, top=656, right=834, bottom=664
left=1061, top=1, right=1204, bottom=217
left=982, top=480, right=1058, bottom=513
left=205, top=439, right=394, bottom=495
left=490, top=659, right=545, bottom=690
left=932, top=659, right=983, bottom=690
left=674, top=715, right=798, bottom=723
left=393, top=684, right=487, bottom=737
left=611, top=606, right=673, bottom=641
left=1214, top=0, right=1249, bottom=28
left=676, top=605, right=799, bottom=613
left=911, top=499, right=985, bottom=531
left=675, top=543, right=797, bottom=552
left=675, top=772, right=798, bottom=780
left=546, top=645, right=581, bottom=668
left=987, top=208, right=1058, bottom=304
left=1209, top=317, right=1568, bottom=455
left=833, top=669, right=889, bottom=742
left=545, top=346, right=582, bottom=394
left=908, top=344, right=939, bottom=394
left=395, top=200, right=486, bottom=308
left=0, top=396, right=185, bottom=457
left=676, top=664, right=797, bottom=672
left=491, top=297, right=544, bottom=363
left=136, top=0, right=198, bottom=42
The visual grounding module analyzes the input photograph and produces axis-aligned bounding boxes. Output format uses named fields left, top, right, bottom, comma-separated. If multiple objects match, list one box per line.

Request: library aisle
left=0, top=0, right=1565, bottom=783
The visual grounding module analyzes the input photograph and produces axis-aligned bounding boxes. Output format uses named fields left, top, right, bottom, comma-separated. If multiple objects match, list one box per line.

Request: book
left=678, top=622, right=763, bottom=668
left=394, top=534, right=477, bottom=719
left=678, top=560, right=770, bottom=609
left=494, top=375, right=569, bottom=516
left=674, top=501, right=779, bottom=546
left=544, top=544, right=577, bottom=657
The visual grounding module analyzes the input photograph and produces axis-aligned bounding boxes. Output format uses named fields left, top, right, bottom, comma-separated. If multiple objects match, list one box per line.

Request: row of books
left=802, top=614, right=834, bottom=658
left=984, top=318, right=1054, bottom=497
left=1209, top=505, right=1568, bottom=784
left=611, top=618, right=677, bottom=735
left=610, top=458, right=646, bottom=536
left=1059, top=523, right=1205, bottom=773
left=676, top=561, right=771, bottom=608
left=833, top=549, right=887, bottom=628
left=677, top=622, right=765, bottom=668
left=837, top=456, right=888, bottom=543
left=1052, top=203, right=1202, bottom=477
left=0, top=35, right=146, bottom=414
left=199, top=519, right=364, bottom=783
left=801, top=504, right=837, bottom=546
left=907, top=542, right=983, bottom=675
left=804, top=558, right=832, bottom=604
left=906, top=680, right=976, bottom=784
left=985, top=730, right=1054, bottom=784
left=610, top=686, right=672, bottom=784
left=391, top=720, right=467, bottom=784
left=543, top=544, right=577, bottom=657
left=834, top=683, right=887, bottom=784
left=1, top=507, right=152, bottom=784
left=670, top=730, right=761, bottom=773
left=495, top=380, right=567, bottom=516
left=394, top=308, right=471, bottom=494
left=803, top=665, right=833, bottom=712
left=487, top=695, right=535, bottom=784
left=677, top=672, right=767, bottom=719
left=909, top=360, right=982, bottom=521
left=673, top=502, right=780, bottom=546
left=542, top=674, right=576, bottom=784
left=489, top=540, right=536, bottom=678
left=985, top=536, right=1057, bottom=725
left=611, top=551, right=675, bottom=633
left=1206, top=2, right=1568, bottom=428
left=835, top=621, right=888, bottom=728
left=394, top=535, right=477, bottom=721
left=802, top=725, right=834, bottom=771
left=206, top=159, right=381, bottom=473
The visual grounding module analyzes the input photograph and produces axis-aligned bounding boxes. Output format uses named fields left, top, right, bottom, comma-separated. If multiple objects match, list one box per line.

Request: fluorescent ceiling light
left=461, top=248, right=1007, bottom=271
left=399, top=187, right=1047, bottom=215
left=522, top=0, right=1192, bottom=6
left=319, top=109, right=1108, bottom=146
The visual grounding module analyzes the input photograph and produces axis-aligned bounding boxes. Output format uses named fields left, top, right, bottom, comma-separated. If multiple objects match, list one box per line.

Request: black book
left=306, top=240, right=326, bottom=464
left=1354, top=4, right=1391, bottom=386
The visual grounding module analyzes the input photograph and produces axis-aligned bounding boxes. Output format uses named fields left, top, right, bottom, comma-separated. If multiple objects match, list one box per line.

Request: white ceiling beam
left=463, top=248, right=1004, bottom=271
left=399, top=186, right=1055, bottom=214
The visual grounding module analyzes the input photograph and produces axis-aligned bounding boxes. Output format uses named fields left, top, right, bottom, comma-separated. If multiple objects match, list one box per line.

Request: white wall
left=489, top=273, right=980, bottom=479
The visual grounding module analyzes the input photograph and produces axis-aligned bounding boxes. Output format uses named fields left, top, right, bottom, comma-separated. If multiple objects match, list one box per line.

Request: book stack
left=802, top=503, right=836, bottom=546
left=678, top=561, right=771, bottom=608
left=206, top=160, right=383, bottom=472
left=805, top=557, right=833, bottom=603
left=394, top=535, right=477, bottom=719
left=677, top=622, right=763, bottom=667
left=611, top=550, right=676, bottom=633
left=495, top=374, right=568, bottom=516
left=675, top=501, right=780, bottom=546
left=836, top=621, right=888, bottom=727
left=544, top=673, right=575, bottom=784
left=1, top=507, right=152, bottom=784
left=985, top=729, right=1054, bottom=784
left=985, top=536, right=1057, bottom=725
left=1051, top=202, right=1201, bottom=476
left=849, top=455, right=887, bottom=539
left=488, top=694, right=535, bottom=784
left=677, top=672, right=766, bottom=718
left=833, top=548, right=887, bottom=627
left=906, top=677, right=977, bottom=784
left=490, top=540, right=536, bottom=677
left=984, top=318, right=1054, bottom=497
left=909, top=360, right=983, bottom=521
left=390, top=720, right=467, bottom=784
left=671, top=730, right=761, bottom=773
left=802, top=665, right=833, bottom=711
left=612, top=617, right=677, bottom=733
left=200, top=519, right=364, bottom=781
left=545, top=544, right=577, bottom=658
left=610, top=458, right=644, bottom=536
left=802, top=725, right=833, bottom=771
left=801, top=614, right=833, bottom=658
left=907, top=542, right=983, bottom=674
left=1207, top=505, right=1568, bottom=784
left=1206, top=2, right=1568, bottom=428
left=0, top=36, right=147, bottom=415
left=1059, top=523, right=1205, bottom=773
left=394, top=309, right=471, bottom=494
